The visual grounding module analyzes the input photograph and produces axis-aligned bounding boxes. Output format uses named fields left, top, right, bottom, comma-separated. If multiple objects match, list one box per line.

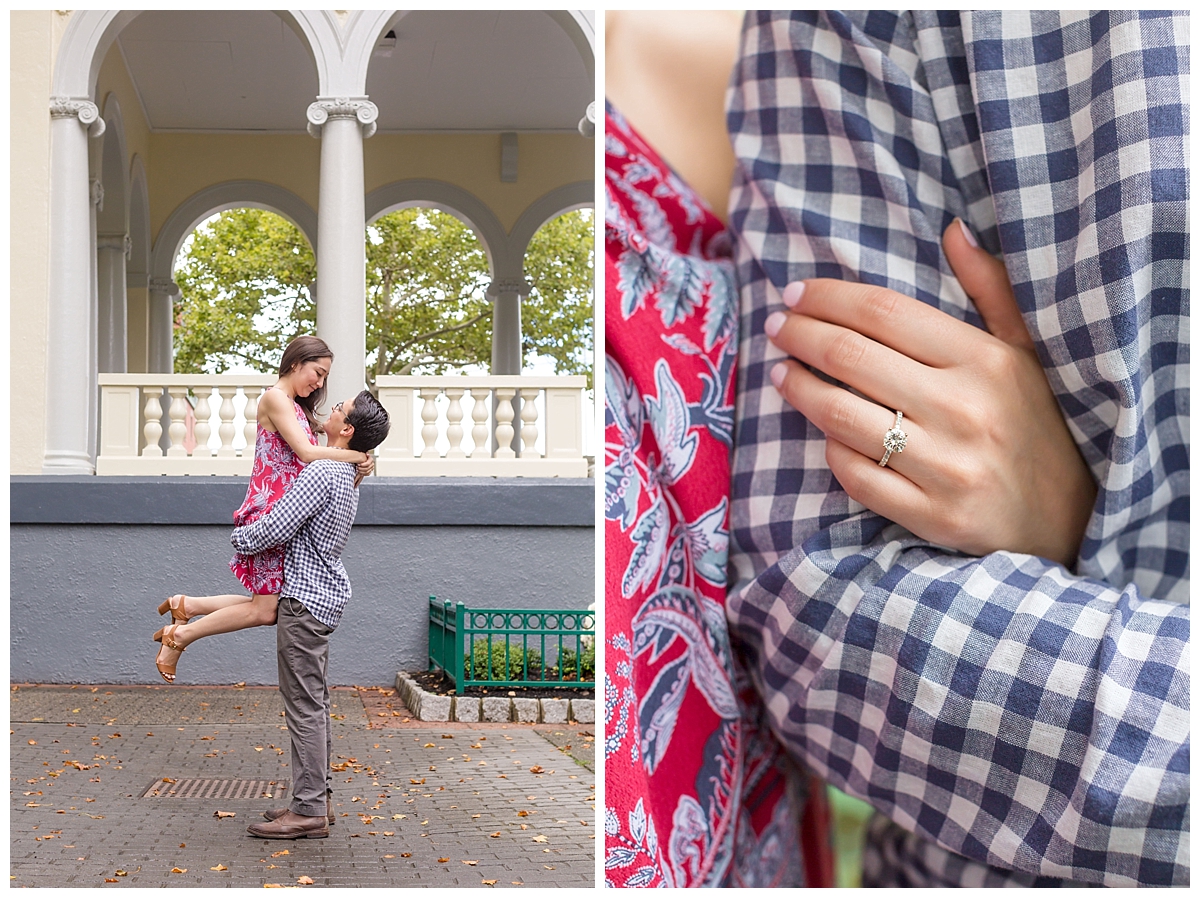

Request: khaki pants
left=276, top=596, right=333, bottom=816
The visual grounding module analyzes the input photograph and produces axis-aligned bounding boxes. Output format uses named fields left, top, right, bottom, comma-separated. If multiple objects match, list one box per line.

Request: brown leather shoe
left=264, top=805, right=335, bottom=827
left=246, top=809, right=329, bottom=839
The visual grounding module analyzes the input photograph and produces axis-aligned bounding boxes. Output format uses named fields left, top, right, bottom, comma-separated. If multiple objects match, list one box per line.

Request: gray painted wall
left=10, top=477, right=595, bottom=686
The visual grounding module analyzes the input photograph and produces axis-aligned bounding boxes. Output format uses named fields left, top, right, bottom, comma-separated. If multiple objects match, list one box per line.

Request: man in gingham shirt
left=233, top=390, right=391, bottom=840
left=725, top=12, right=1187, bottom=886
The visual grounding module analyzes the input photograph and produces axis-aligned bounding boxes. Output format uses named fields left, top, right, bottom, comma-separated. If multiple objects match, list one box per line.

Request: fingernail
left=764, top=310, right=787, bottom=338
left=781, top=281, right=806, bottom=308
left=770, top=362, right=787, bottom=389
left=958, top=218, right=979, bottom=248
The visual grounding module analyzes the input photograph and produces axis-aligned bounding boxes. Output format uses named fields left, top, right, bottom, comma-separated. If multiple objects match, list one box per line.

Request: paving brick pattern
left=10, top=685, right=595, bottom=888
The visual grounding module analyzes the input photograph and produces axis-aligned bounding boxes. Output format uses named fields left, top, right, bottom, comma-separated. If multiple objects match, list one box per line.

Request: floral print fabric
left=229, top=390, right=317, bottom=595
left=603, top=105, right=808, bottom=888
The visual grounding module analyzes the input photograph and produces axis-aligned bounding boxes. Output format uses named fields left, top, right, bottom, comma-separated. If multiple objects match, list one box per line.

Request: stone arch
left=53, top=10, right=328, bottom=100
left=509, top=181, right=595, bottom=268
left=365, top=180, right=507, bottom=276
left=150, top=181, right=318, bottom=284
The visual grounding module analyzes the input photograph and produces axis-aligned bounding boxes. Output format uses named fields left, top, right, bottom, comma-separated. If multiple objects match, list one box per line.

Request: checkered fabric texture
left=231, top=459, right=359, bottom=629
left=725, top=11, right=1188, bottom=887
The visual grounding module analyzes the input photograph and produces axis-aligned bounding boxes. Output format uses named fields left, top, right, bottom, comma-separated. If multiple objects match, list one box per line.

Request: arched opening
left=366, top=207, right=494, bottom=384
left=521, top=208, right=594, bottom=382
left=172, top=208, right=316, bottom=375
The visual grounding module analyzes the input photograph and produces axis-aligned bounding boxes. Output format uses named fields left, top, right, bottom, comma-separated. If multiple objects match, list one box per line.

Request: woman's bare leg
left=154, top=594, right=279, bottom=673
left=164, top=593, right=252, bottom=618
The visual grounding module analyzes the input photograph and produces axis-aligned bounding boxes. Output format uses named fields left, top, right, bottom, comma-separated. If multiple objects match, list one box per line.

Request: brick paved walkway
left=10, top=684, right=595, bottom=888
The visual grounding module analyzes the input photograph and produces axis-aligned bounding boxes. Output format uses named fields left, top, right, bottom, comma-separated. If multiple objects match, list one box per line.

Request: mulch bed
left=407, top=669, right=594, bottom=701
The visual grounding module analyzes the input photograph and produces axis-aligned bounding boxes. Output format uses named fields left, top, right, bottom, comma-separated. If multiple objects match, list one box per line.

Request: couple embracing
left=152, top=335, right=390, bottom=839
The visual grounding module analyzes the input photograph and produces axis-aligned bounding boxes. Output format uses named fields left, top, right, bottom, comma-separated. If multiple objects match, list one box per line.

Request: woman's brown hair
left=279, top=335, right=333, bottom=433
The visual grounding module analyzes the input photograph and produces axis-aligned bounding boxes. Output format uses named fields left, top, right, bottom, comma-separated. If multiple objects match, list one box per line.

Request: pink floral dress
left=229, top=388, right=317, bottom=595
left=604, top=104, right=834, bottom=887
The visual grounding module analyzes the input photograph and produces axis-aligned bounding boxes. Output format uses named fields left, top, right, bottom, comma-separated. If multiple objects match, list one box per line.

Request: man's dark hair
left=346, top=390, right=390, bottom=453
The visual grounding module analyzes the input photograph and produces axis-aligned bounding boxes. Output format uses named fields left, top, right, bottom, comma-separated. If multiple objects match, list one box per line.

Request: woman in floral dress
left=152, top=336, right=371, bottom=682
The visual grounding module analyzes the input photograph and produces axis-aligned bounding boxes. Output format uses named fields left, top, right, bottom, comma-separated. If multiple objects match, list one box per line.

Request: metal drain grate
left=141, top=779, right=289, bottom=800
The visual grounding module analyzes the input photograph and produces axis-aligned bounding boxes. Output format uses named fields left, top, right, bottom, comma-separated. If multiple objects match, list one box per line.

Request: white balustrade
left=97, top=373, right=590, bottom=477
left=97, top=374, right=275, bottom=475
left=375, top=375, right=588, bottom=477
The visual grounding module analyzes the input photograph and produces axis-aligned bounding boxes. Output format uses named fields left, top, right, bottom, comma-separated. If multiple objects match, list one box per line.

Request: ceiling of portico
left=114, top=10, right=591, bottom=134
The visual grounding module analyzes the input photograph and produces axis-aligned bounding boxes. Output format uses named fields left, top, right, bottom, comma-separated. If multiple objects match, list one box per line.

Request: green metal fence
left=427, top=597, right=595, bottom=695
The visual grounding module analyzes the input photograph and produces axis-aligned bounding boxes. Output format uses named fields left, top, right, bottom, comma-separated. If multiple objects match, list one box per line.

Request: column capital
left=487, top=277, right=533, bottom=298
left=578, top=101, right=596, bottom=138
left=90, top=178, right=104, bottom=209
left=149, top=277, right=180, bottom=297
left=97, top=233, right=132, bottom=257
left=306, top=97, right=378, bottom=139
left=50, top=96, right=105, bottom=137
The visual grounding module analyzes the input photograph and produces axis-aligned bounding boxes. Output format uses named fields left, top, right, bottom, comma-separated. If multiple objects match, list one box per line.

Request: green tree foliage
left=173, top=208, right=315, bottom=374
left=173, top=207, right=594, bottom=386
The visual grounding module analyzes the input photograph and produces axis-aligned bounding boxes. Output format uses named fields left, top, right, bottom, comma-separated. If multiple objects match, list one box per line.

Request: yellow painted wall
left=365, top=132, right=593, bottom=233
left=10, top=11, right=55, bottom=474
left=146, top=134, right=321, bottom=247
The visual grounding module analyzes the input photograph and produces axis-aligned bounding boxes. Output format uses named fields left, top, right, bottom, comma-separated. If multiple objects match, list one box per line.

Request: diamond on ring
left=879, top=410, right=907, bottom=467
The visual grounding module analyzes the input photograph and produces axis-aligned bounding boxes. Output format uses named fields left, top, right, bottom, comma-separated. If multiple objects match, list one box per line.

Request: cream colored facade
left=11, top=10, right=595, bottom=475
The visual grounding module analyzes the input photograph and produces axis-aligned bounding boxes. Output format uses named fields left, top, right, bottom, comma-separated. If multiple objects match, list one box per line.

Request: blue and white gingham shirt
left=726, top=11, right=1188, bottom=887
left=231, top=460, right=359, bottom=629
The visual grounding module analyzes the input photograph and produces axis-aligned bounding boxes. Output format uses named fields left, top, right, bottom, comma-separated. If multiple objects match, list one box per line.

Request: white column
left=307, top=97, right=377, bottom=409
left=97, top=233, right=130, bottom=372
left=487, top=276, right=532, bottom=454
left=147, top=277, right=178, bottom=374
left=146, top=277, right=179, bottom=454
left=88, top=178, right=102, bottom=464
left=44, top=97, right=104, bottom=473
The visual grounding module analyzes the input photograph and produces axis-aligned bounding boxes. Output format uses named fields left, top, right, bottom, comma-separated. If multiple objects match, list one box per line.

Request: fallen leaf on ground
left=437, top=858, right=449, bottom=863
left=214, top=811, right=236, bottom=819
left=105, top=878, right=118, bottom=883
left=210, top=864, right=228, bottom=871
left=532, top=835, right=548, bottom=843
left=410, top=778, right=425, bottom=784
left=482, top=880, right=497, bottom=887
left=400, top=853, right=412, bottom=858
left=297, top=876, right=314, bottom=885
left=517, top=810, right=529, bottom=816
left=529, top=766, right=544, bottom=774
left=462, top=860, right=478, bottom=866
left=472, top=814, right=481, bottom=819
left=171, top=867, right=187, bottom=873
left=489, top=832, right=501, bottom=838
left=271, top=850, right=289, bottom=857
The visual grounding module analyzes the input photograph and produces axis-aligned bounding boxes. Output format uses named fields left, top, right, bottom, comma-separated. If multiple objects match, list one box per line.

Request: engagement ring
left=879, top=410, right=907, bottom=467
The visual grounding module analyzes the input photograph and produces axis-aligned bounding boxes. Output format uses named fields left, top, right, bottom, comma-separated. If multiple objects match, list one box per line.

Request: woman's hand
left=353, top=453, right=373, bottom=487
left=764, top=220, right=1096, bottom=567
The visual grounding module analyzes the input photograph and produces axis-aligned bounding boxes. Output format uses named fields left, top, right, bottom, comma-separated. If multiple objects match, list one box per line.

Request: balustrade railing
left=97, top=374, right=276, bottom=475
left=96, top=373, right=589, bottom=477
left=374, top=375, right=588, bottom=477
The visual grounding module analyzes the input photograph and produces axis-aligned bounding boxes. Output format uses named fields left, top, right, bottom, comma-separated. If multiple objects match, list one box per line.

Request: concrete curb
left=395, top=672, right=594, bottom=725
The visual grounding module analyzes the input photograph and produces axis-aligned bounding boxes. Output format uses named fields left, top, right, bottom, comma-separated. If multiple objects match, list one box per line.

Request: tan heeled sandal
left=152, top=624, right=186, bottom=684
left=157, top=594, right=191, bottom=624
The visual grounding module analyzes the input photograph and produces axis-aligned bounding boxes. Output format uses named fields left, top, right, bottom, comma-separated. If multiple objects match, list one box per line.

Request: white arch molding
left=509, top=181, right=595, bottom=267
left=365, top=180, right=507, bottom=276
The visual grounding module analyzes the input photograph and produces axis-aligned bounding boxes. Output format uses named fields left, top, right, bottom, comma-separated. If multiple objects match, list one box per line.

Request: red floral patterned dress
left=604, top=105, right=831, bottom=887
left=229, top=387, right=317, bottom=595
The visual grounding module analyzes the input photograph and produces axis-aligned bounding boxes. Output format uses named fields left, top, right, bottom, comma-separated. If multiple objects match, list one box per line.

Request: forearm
left=294, top=444, right=364, bottom=465
left=231, top=468, right=328, bottom=554
left=727, top=513, right=1190, bottom=887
